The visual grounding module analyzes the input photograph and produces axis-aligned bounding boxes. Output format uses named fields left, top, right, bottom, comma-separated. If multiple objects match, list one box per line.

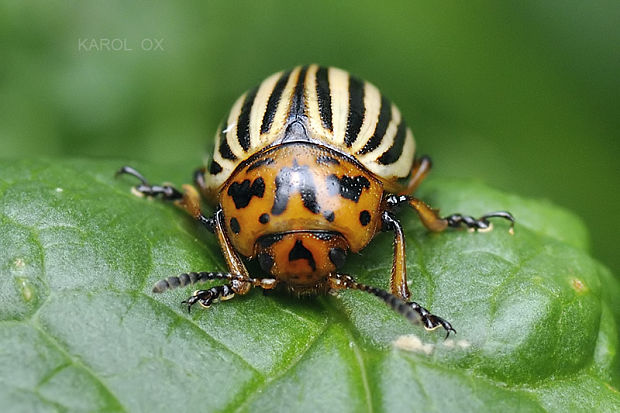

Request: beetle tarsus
left=407, top=301, right=456, bottom=338
left=445, top=211, right=515, bottom=233
left=115, top=165, right=149, bottom=185
left=182, top=285, right=235, bottom=312
left=116, top=165, right=184, bottom=201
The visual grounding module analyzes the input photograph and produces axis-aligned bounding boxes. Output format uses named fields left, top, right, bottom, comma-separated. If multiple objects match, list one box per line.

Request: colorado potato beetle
left=117, top=65, right=514, bottom=336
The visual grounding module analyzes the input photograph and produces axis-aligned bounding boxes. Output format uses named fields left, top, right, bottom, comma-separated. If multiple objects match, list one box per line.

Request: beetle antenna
left=152, top=271, right=244, bottom=293
left=355, top=283, right=423, bottom=324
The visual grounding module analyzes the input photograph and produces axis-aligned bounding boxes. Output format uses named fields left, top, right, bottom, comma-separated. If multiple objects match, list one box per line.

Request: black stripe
left=357, top=95, right=391, bottom=155
left=345, top=76, right=365, bottom=147
left=247, top=157, right=275, bottom=172
left=218, top=121, right=237, bottom=160
left=289, top=65, right=309, bottom=120
left=237, top=86, right=259, bottom=152
left=209, top=160, right=223, bottom=175
left=315, top=67, right=333, bottom=131
left=261, top=70, right=292, bottom=134
left=378, top=120, right=407, bottom=165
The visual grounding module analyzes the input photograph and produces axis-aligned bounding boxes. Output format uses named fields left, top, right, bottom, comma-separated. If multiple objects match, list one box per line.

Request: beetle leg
left=406, top=300, right=456, bottom=335
left=400, top=155, right=432, bottom=195
left=386, top=194, right=515, bottom=234
left=381, top=211, right=410, bottom=300
left=183, top=284, right=235, bottom=312
left=193, top=166, right=218, bottom=202
left=442, top=211, right=515, bottom=234
left=328, top=273, right=456, bottom=337
left=116, top=165, right=215, bottom=232
left=182, top=277, right=278, bottom=312
left=212, top=208, right=254, bottom=295
left=193, top=167, right=207, bottom=194
left=379, top=212, right=456, bottom=337
left=116, top=165, right=184, bottom=200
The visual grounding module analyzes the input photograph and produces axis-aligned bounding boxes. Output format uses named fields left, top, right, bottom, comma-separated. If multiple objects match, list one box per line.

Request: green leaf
left=0, top=158, right=618, bottom=412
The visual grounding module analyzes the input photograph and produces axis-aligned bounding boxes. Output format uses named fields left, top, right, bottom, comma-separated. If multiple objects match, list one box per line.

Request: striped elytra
left=206, top=65, right=416, bottom=192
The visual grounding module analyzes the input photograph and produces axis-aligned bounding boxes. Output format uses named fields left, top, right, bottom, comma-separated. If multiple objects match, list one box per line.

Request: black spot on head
left=329, top=248, right=347, bottom=269
left=209, top=161, right=223, bottom=175
left=259, top=213, right=270, bottom=224
left=326, top=175, right=371, bottom=203
left=257, top=253, right=274, bottom=272
left=323, top=210, right=335, bottom=222
left=227, top=177, right=265, bottom=209
left=230, top=217, right=241, bottom=234
left=359, top=210, right=371, bottom=226
left=288, top=240, right=316, bottom=271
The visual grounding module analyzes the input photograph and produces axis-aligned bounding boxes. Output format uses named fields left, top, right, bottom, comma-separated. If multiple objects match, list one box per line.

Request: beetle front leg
left=178, top=209, right=277, bottom=309
left=386, top=194, right=515, bottom=234
left=116, top=166, right=184, bottom=201
left=407, top=300, right=456, bottom=334
left=184, top=284, right=235, bottom=311
left=400, top=155, right=432, bottom=195
left=184, top=277, right=278, bottom=312
left=381, top=211, right=410, bottom=300
left=116, top=165, right=215, bottom=231
left=379, top=211, right=456, bottom=336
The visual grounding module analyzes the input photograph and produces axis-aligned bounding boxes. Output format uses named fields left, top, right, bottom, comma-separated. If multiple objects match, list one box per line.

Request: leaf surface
left=0, top=159, right=618, bottom=412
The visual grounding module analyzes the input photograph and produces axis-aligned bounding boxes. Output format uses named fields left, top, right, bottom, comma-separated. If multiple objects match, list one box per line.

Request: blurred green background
left=1, top=1, right=618, bottom=273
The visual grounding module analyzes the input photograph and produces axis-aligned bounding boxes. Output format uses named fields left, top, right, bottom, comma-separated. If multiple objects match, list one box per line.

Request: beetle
left=117, top=65, right=514, bottom=336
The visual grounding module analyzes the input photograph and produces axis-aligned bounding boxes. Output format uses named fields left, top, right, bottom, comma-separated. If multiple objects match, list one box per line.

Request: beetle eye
left=257, top=252, right=275, bottom=272
left=328, top=248, right=347, bottom=269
